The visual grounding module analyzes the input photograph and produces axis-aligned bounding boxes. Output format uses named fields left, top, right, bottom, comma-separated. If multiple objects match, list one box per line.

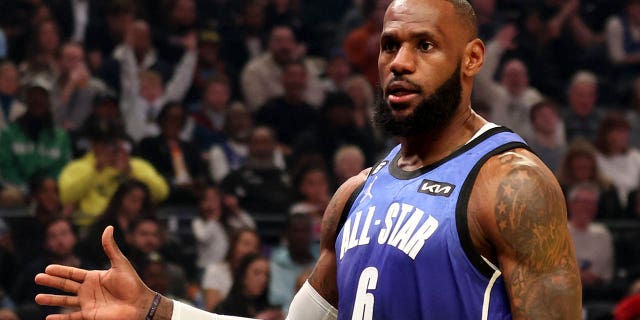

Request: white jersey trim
left=481, top=256, right=502, bottom=320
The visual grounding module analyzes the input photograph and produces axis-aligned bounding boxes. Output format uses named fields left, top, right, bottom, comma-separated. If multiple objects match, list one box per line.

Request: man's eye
left=419, top=41, right=432, bottom=52
left=382, top=41, right=398, bottom=52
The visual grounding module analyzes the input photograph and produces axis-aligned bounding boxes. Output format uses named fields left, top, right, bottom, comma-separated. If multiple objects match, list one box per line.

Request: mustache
left=384, top=76, right=422, bottom=93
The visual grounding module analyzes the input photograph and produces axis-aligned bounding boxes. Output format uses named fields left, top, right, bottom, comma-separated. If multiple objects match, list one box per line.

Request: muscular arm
left=471, top=150, right=581, bottom=319
left=307, top=169, right=369, bottom=307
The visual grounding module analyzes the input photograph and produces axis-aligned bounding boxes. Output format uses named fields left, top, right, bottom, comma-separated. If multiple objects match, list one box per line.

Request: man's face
left=131, top=221, right=161, bottom=254
left=269, top=27, right=297, bottom=64
left=26, top=87, right=51, bottom=118
left=532, top=104, right=559, bottom=135
left=282, top=64, right=307, bottom=100
left=501, top=59, right=529, bottom=97
left=204, top=82, right=230, bottom=111
left=35, top=178, right=61, bottom=215
left=60, top=44, right=84, bottom=73
left=568, top=82, right=597, bottom=116
left=375, top=0, right=467, bottom=136
left=45, top=220, right=76, bottom=258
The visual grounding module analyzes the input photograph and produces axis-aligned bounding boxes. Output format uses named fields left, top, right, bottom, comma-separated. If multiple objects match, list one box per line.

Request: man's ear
left=462, top=39, right=485, bottom=78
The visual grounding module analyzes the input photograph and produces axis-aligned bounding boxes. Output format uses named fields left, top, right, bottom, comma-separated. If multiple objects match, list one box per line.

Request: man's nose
left=389, top=46, right=416, bottom=75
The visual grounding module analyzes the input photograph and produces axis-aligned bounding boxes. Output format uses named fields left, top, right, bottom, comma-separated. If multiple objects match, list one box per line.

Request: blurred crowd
left=0, top=0, right=639, bottom=319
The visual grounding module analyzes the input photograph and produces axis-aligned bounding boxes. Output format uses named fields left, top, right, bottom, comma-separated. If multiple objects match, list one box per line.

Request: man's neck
left=397, top=108, right=485, bottom=170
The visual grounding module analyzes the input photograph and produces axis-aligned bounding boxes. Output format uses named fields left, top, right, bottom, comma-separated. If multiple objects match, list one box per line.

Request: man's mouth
left=386, top=82, right=421, bottom=106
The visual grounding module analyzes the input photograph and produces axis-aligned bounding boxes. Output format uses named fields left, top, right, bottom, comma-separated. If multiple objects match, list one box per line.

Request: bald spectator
left=343, top=0, right=391, bottom=88
left=474, top=24, right=546, bottom=141
left=563, top=70, right=606, bottom=142
left=240, top=25, right=325, bottom=111
left=332, top=145, right=365, bottom=189
left=0, top=62, right=25, bottom=130
left=118, top=21, right=197, bottom=142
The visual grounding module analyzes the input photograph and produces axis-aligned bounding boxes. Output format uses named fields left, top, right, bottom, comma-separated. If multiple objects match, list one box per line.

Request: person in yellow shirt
left=58, top=122, right=168, bottom=228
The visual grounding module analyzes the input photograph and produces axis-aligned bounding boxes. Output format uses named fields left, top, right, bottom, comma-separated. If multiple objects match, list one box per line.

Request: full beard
left=374, top=64, right=462, bottom=137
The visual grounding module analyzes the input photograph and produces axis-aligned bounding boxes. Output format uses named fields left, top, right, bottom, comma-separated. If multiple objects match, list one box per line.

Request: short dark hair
left=447, top=0, right=478, bottom=38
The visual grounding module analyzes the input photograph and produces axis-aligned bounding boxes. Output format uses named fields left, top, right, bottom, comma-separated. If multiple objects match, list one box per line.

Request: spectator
left=127, top=215, right=187, bottom=300
left=70, top=91, right=126, bottom=157
left=332, top=145, right=366, bottom=189
left=78, top=180, right=153, bottom=268
left=289, top=164, right=331, bottom=246
left=567, top=183, right=615, bottom=294
left=0, top=82, right=71, bottom=196
left=594, top=113, right=640, bottom=209
left=470, top=0, right=505, bottom=41
left=321, top=50, right=353, bottom=93
left=614, top=292, right=640, bottom=320
left=240, top=25, right=325, bottom=111
left=11, top=218, right=92, bottom=318
left=0, top=62, right=25, bottom=130
left=474, top=25, right=545, bottom=141
left=112, top=20, right=173, bottom=83
left=563, top=70, right=605, bottom=142
left=220, top=127, right=293, bottom=243
left=215, top=253, right=283, bottom=319
left=202, top=228, right=261, bottom=312
left=137, top=101, right=206, bottom=204
left=254, top=61, right=320, bottom=150
left=155, top=0, right=199, bottom=65
left=343, top=76, right=376, bottom=132
left=293, top=91, right=377, bottom=167
left=605, top=0, right=640, bottom=80
left=218, top=0, right=268, bottom=75
left=268, top=214, right=317, bottom=313
left=343, top=0, right=391, bottom=88
left=192, top=185, right=255, bottom=271
left=191, top=75, right=232, bottom=151
left=557, top=138, right=623, bottom=219
left=58, top=123, right=168, bottom=228
left=119, top=21, right=197, bottom=142
left=9, top=176, right=63, bottom=269
left=207, top=104, right=286, bottom=184
left=185, top=30, right=231, bottom=108
left=0, top=309, right=18, bottom=320
left=50, top=42, right=107, bottom=131
left=84, top=1, right=136, bottom=93
left=19, top=19, right=61, bottom=85
left=527, top=100, right=567, bottom=172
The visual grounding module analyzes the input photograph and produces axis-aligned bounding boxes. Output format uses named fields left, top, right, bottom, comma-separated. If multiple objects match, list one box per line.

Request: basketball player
left=34, top=0, right=582, bottom=319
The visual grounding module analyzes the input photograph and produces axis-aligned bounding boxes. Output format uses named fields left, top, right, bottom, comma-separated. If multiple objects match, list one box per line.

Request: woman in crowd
left=79, top=180, right=153, bottom=267
left=557, top=138, right=622, bottom=219
left=214, top=253, right=283, bottom=319
left=201, top=228, right=260, bottom=312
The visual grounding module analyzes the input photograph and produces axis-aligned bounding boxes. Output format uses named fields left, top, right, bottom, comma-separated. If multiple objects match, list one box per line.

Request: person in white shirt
left=119, top=22, right=197, bottom=142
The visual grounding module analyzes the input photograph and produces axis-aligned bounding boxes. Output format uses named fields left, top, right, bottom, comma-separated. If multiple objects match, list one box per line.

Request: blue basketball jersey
left=335, top=127, right=528, bottom=320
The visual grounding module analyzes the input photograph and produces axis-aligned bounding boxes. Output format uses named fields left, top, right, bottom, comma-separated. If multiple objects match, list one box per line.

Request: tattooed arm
left=470, top=149, right=582, bottom=319
left=306, top=169, right=370, bottom=307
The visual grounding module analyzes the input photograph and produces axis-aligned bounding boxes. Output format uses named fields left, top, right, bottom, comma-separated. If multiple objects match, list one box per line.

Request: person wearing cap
left=58, top=122, right=168, bottom=228
left=0, top=82, right=71, bottom=198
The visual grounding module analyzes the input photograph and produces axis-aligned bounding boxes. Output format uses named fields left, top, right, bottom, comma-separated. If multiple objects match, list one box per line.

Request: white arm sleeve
left=171, top=300, right=255, bottom=320
left=286, top=281, right=338, bottom=320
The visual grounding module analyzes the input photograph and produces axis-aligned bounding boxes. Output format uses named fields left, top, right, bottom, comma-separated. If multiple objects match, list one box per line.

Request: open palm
left=35, top=226, right=155, bottom=320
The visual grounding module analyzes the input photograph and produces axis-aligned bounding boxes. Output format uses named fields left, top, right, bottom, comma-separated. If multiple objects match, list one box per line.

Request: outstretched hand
left=35, top=226, right=156, bottom=320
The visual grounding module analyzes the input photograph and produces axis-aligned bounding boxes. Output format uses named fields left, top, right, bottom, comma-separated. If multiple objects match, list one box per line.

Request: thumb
left=102, top=225, right=127, bottom=268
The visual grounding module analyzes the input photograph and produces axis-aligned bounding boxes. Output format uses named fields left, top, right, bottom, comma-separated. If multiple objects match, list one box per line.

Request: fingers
left=35, top=293, right=80, bottom=308
left=102, top=225, right=127, bottom=267
left=35, top=273, right=81, bottom=294
left=43, top=265, right=87, bottom=283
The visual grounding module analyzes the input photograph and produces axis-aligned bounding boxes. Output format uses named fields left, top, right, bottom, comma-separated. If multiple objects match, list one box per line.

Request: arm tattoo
left=495, top=162, right=581, bottom=319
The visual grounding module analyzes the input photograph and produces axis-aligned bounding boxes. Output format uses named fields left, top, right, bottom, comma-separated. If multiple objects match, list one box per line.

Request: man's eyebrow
left=380, top=28, right=443, bottom=42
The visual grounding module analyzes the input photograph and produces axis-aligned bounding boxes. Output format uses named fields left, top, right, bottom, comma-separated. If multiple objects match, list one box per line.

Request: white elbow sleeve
left=286, top=281, right=338, bottom=320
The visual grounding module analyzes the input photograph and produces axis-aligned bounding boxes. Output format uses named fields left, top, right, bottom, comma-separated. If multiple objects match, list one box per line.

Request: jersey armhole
left=455, top=142, right=530, bottom=279
left=336, top=182, right=365, bottom=235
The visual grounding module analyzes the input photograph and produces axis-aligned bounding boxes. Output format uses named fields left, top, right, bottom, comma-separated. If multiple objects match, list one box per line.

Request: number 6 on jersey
left=352, top=267, right=379, bottom=320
